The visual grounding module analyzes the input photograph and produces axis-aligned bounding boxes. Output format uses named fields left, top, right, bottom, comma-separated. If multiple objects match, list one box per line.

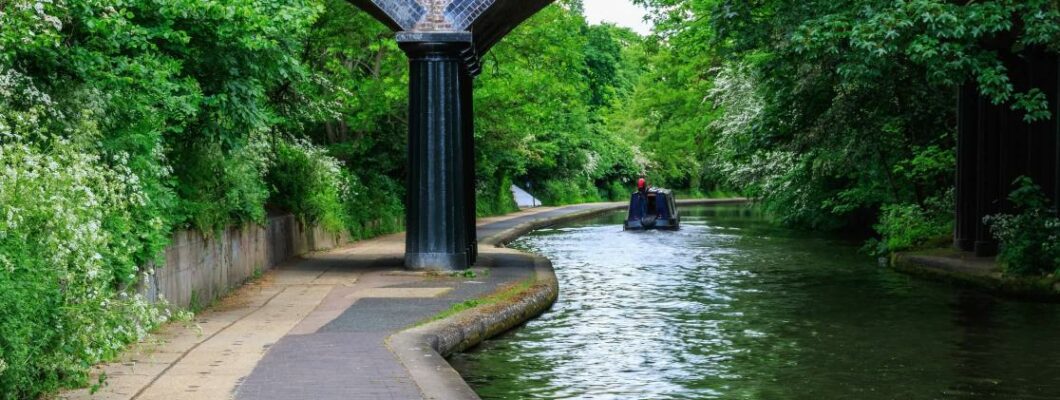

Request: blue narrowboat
left=624, top=187, right=680, bottom=230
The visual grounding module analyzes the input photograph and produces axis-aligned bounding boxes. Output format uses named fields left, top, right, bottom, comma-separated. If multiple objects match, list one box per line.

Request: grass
left=422, top=277, right=536, bottom=325
left=447, top=269, right=493, bottom=279
left=424, top=268, right=491, bottom=281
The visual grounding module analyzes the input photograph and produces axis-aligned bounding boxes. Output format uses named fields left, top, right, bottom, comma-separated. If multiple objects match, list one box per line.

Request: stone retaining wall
left=140, top=215, right=350, bottom=309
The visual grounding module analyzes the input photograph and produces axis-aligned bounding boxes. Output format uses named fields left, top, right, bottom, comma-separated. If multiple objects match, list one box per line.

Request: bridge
left=348, top=0, right=555, bottom=270
left=352, top=0, right=1059, bottom=270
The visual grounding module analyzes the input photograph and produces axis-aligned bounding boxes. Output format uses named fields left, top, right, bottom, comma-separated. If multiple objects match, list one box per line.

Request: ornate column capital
left=414, top=0, right=454, bottom=31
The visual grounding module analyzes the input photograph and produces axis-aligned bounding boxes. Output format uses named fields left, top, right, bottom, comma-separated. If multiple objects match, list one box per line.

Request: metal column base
left=406, top=252, right=470, bottom=271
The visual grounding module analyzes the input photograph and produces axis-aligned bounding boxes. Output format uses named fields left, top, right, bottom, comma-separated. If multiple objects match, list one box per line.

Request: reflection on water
left=449, top=205, right=1060, bottom=400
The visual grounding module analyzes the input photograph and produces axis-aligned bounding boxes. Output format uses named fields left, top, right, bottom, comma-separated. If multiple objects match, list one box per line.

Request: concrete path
left=61, top=203, right=624, bottom=400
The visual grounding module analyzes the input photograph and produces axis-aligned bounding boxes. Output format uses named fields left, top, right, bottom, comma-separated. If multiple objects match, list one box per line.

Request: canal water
left=450, top=205, right=1060, bottom=399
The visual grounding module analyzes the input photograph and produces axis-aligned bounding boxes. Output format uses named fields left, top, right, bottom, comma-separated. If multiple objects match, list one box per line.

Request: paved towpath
left=61, top=203, right=624, bottom=400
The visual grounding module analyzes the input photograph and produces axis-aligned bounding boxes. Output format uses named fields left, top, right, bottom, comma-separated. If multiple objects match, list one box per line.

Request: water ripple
left=451, top=206, right=1060, bottom=400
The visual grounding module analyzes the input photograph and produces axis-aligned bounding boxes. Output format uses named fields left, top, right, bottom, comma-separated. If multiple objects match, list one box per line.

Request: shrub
left=871, top=191, right=954, bottom=255
left=986, top=177, right=1060, bottom=276
left=173, top=133, right=273, bottom=232
left=268, top=138, right=349, bottom=234
left=606, top=180, right=632, bottom=201
left=538, top=178, right=604, bottom=205
left=477, top=174, right=519, bottom=217
left=0, top=138, right=168, bottom=398
left=342, top=172, right=405, bottom=239
left=267, top=137, right=406, bottom=239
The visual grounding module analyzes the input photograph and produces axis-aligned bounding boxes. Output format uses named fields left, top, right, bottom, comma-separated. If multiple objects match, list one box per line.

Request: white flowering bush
left=267, top=138, right=349, bottom=234
left=2, top=0, right=397, bottom=396
left=266, top=137, right=404, bottom=239
left=986, top=177, right=1060, bottom=276
left=173, top=130, right=275, bottom=232
left=0, top=138, right=168, bottom=396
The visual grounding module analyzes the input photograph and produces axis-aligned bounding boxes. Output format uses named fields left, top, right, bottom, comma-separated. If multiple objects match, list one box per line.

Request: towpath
left=60, top=202, right=628, bottom=400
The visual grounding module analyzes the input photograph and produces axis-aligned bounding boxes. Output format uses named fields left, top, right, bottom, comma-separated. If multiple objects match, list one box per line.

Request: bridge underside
left=349, top=0, right=554, bottom=270
left=955, top=48, right=1059, bottom=257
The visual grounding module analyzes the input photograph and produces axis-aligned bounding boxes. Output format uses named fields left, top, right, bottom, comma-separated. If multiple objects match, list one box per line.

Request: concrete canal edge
left=892, top=249, right=1060, bottom=302
left=387, top=254, right=558, bottom=400
left=387, top=198, right=751, bottom=400
left=385, top=205, right=616, bottom=400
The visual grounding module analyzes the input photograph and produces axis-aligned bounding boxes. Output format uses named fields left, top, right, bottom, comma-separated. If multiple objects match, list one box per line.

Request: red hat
left=637, top=178, right=646, bottom=190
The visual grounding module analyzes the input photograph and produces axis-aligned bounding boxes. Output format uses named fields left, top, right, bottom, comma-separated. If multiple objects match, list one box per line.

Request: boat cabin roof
left=640, top=187, right=673, bottom=196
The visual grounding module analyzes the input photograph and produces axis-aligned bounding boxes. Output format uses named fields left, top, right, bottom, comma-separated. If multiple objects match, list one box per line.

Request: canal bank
left=892, top=249, right=1060, bottom=301
left=61, top=199, right=743, bottom=400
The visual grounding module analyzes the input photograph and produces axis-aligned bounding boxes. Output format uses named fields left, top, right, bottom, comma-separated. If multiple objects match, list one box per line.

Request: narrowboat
left=624, top=187, right=680, bottom=230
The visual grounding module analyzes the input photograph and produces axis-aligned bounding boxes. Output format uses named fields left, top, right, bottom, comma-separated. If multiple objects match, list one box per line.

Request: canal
left=450, top=205, right=1060, bottom=399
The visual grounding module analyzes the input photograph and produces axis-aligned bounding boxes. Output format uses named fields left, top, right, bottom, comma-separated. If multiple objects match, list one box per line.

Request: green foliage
left=605, top=180, right=633, bottom=202
left=450, top=269, right=479, bottom=279
left=629, top=0, right=1060, bottom=237
left=159, top=0, right=324, bottom=231
left=478, top=175, right=520, bottom=217
left=341, top=172, right=405, bottom=240
left=0, top=138, right=169, bottom=398
left=661, top=0, right=1060, bottom=120
left=268, top=138, right=349, bottom=234
left=584, top=24, right=633, bottom=109
left=476, top=3, right=644, bottom=208
left=290, top=0, right=407, bottom=233
left=175, top=133, right=273, bottom=232
left=870, top=192, right=954, bottom=255
left=1, top=14, right=180, bottom=393
left=708, top=43, right=956, bottom=229
left=537, top=178, right=605, bottom=206
left=2, top=0, right=328, bottom=232
left=986, top=177, right=1060, bottom=276
left=606, top=27, right=721, bottom=193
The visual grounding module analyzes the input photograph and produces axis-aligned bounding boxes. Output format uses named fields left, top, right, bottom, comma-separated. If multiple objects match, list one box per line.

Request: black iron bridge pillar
left=953, top=47, right=1059, bottom=257
left=399, top=32, right=474, bottom=270
left=346, top=0, right=555, bottom=270
left=460, top=47, right=480, bottom=266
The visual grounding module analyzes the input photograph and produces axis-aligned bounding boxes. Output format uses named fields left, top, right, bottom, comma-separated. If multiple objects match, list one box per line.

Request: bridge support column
left=973, top=92, right=1001, bottom=257
left=953, top=49, right=1059, bottom=257
left=955, top=84, right=979, bottom=252
left=460, top=57, right=479, bottom=266
left=399, top=33, right=472, bottom=270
